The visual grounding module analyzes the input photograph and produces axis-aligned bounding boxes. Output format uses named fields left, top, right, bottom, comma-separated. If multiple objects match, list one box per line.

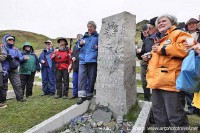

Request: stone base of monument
left=22, top=96, right=152, bottom=133
left=61, top=97, right=134, bottom=133
left=59, top=98, right=152, bottom=133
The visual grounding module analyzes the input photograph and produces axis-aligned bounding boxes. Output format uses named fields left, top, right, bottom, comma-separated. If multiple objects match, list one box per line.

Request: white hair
left=155, top=14, right=177, bottom=27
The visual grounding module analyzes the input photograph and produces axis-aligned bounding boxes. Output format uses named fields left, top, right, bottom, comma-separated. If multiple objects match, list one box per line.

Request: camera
left=143, top=52, right=151, bottom=59
left=57, top=55, right=62, bottom=59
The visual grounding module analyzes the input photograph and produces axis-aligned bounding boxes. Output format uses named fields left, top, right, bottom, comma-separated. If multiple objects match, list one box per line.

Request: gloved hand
left=14, top=57, right=19, bottom=61
left=6, top=54, right=12, bottom=60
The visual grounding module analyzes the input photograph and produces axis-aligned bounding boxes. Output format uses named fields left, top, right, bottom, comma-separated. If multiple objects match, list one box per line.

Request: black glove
left=14, top=57, right=19, bottom=61
left=6, top=54, right=12, bottom=60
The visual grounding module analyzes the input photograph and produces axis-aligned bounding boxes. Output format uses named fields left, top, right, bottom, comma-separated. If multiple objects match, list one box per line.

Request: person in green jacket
left=19, top=42, right=40, bottom=98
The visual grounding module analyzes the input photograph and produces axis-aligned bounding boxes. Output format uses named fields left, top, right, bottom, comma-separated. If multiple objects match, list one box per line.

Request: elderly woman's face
left=157, top=17, right=172, bottom=33
left=87, top=24, right=95, bottom=34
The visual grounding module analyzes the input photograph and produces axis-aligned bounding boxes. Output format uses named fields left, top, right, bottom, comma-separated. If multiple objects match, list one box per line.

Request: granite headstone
left=95, top=12, right=137, bottom=117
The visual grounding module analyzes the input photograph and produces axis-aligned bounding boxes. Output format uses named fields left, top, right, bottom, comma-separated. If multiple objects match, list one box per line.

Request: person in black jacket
left=136, top=17, right=158, bottom=101
left=69, top=34, right=89, bottom=99
left=69, top=43, right=79, bottom=99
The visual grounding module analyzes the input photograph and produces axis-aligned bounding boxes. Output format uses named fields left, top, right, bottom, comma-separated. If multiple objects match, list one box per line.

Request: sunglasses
left=45, top=43, right=51, bottom=45
left=8, top=39, right=15, bottom=41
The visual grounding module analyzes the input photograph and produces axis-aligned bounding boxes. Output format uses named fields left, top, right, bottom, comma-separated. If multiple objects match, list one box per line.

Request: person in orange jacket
left=51, top=38, right=72, bottom=99
left=144, top=14, right=191, bottom=132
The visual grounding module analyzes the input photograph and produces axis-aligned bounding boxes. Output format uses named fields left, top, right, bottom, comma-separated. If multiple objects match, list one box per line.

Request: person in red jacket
left=51, top=37, right=72, bottom=99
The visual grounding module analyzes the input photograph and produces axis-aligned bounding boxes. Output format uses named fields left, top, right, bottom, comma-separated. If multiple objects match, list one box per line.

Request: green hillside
left=0, top=30, right=53, bottom=50
left=0, top=30, right=76, bottom=51
left=135, top=20, right=149, bottom=43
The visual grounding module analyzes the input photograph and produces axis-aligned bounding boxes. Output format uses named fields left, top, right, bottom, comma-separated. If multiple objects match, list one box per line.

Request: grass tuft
left=124, top=101, right=141, bottom=122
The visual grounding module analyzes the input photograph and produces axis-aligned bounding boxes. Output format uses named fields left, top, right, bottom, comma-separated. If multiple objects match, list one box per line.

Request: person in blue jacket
left=39, top=40, right=55, bottom=96
left=2, top=34, right=27, bottom=102
left=77, top=21, right=98, bottom=104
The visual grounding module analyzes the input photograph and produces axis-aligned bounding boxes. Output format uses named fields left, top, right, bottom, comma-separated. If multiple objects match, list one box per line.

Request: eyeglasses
left=45, top=43, right=51, bottom=45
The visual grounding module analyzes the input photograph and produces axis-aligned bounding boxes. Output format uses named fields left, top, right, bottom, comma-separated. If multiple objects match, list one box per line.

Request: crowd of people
left=0, top=21, right=98, bottom=108
left=137, top=15, right=200, bottom=132
left=0, top=14, right=200, bottom=132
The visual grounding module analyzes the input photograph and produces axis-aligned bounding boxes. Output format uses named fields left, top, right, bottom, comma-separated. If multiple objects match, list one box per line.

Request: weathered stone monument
left=95, top=12, right=137, bottom=117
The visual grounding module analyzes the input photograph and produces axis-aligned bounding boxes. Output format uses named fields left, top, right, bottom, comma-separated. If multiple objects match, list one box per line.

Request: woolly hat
left=149, top=17, right=158, bottom=27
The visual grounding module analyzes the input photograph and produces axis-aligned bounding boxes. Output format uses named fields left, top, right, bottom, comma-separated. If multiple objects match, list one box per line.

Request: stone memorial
left=95, top=11, right=137, bottom=117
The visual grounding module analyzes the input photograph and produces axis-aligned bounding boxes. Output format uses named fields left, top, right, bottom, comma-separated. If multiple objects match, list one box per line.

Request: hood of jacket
left=22, top=42, right=34, bottom=53
left=3, top=34, right=15, bottom=48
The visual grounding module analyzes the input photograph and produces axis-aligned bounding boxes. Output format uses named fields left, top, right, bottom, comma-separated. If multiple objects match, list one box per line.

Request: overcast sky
left=0, top=0, right=199, bottom=38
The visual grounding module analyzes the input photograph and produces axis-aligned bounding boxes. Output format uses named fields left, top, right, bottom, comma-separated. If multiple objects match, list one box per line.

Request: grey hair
left=155, top=14, right=177, bottom=27
left=76, top=34, right=83, bottom=39
left=87, top=21, right=97, bottom=29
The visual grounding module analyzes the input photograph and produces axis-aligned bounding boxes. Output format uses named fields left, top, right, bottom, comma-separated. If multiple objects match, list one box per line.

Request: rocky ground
left=60, top=100, right=134, bottom=133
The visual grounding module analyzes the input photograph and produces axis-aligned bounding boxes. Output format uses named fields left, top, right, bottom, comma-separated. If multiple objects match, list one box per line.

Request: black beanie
left=149, top=17, right=158, bottom=27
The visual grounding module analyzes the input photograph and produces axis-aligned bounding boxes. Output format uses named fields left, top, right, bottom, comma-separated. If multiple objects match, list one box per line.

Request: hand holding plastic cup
left=80, top=39, right=85, bottom=45
left=186, top=38, right=195, bottom=46
left=136, top=48, right=142, bottom=53
left=41, top=60, right=45, bottom=63
left=24, top=55, right=29, bottom=60
left=72, top=57, right=76, bottom=62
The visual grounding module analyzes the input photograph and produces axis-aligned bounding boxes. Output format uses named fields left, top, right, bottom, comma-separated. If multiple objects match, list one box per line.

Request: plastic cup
left=24, top=55, right=29, bottom=60
left=81, top=39, right=85, bottom=44
left=186, top=38, right=194, bottom=46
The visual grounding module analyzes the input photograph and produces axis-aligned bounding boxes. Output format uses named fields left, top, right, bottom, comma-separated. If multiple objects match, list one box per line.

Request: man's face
left=59, top=40, right=66, bottom=47
left=187, top=22, right=198, bottom=32
left=45, top=42, right=51, bottom=49
left=148, top=24, right=157, bottom=35
left=142, top=29, right=149, bottom=37
left=87, top=24, right=95, bottom=34
left=7, top=39, right=15, bottom=45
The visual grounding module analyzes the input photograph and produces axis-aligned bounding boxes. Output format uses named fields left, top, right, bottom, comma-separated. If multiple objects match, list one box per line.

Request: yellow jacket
left=146, top=26, right=192, bottom=92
